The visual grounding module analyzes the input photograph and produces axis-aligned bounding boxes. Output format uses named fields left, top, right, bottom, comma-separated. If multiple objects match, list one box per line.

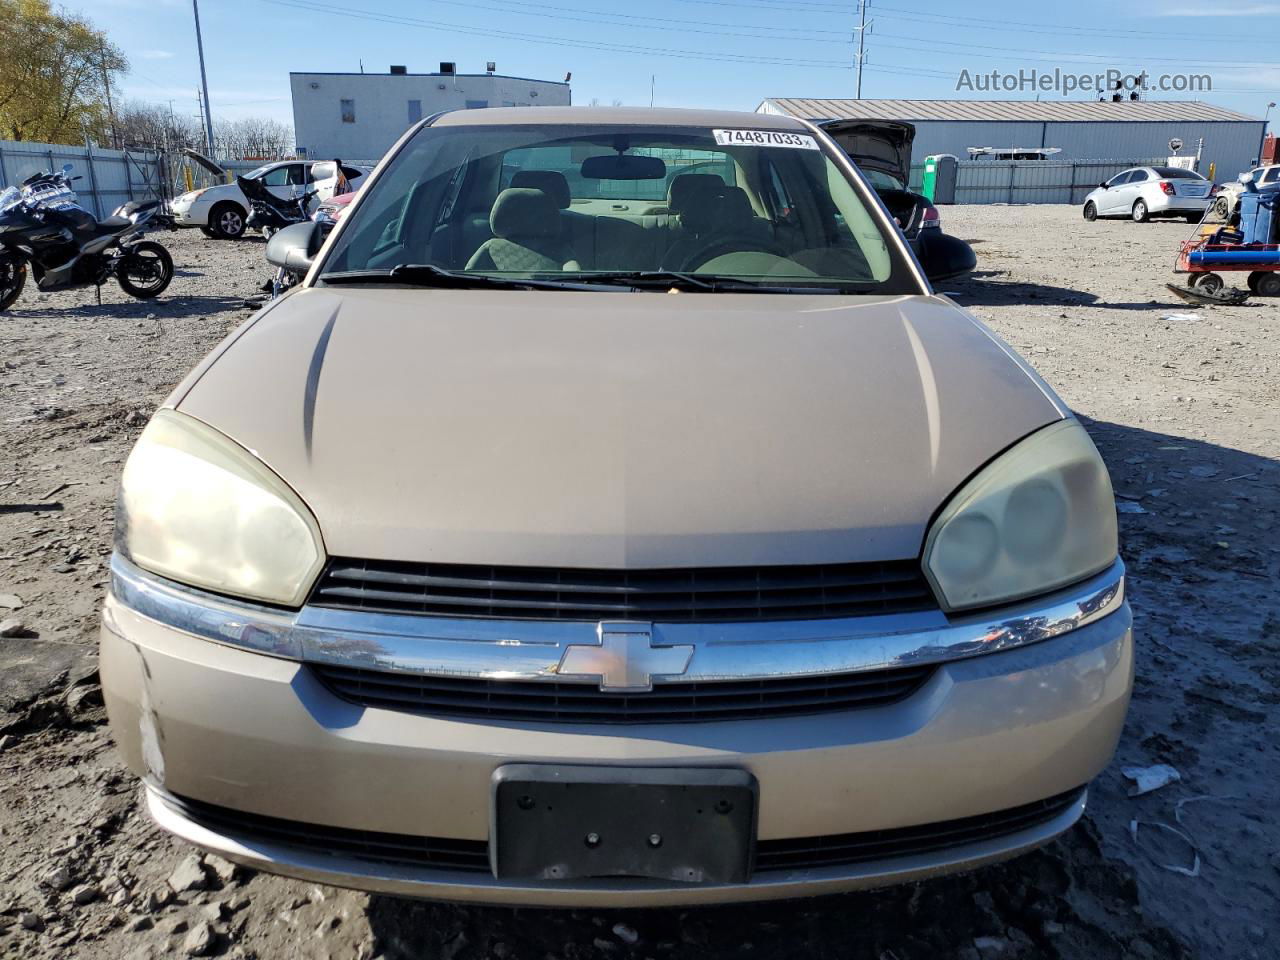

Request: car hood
left=174, top=288, right=1063, bottom=568
left=821, top=119, right=915, bottom=186
left=183, top=148, right=225, bottom=177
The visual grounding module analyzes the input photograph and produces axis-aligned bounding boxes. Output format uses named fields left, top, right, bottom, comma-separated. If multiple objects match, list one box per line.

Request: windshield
left=244, top=164, right=274, bottom=180
left=319, top=122, right=918, bottom=293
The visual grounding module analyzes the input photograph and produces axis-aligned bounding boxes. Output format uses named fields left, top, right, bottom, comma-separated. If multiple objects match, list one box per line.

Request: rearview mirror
left=265, top=221, right=321, bottom=273
left=581, top=154, right=666, bottom=180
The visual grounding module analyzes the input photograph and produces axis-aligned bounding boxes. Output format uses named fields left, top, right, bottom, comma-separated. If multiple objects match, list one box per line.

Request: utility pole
left=853, top=0, right=872, bottom=100
left=650, top=75, right=655, bottom=108
left=192, top=0, right=216, bottom=157
left=98, top=38, right=118, bottom=149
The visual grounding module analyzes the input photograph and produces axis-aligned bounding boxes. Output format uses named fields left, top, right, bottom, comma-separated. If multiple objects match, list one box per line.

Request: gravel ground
left=1, top=208, right=1277, bottom=959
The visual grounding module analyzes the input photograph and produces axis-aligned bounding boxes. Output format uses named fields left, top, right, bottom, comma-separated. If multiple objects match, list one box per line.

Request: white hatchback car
left=170, top=154, right=368, bottom=239
left=1082, top=165, right=1216, bottom=223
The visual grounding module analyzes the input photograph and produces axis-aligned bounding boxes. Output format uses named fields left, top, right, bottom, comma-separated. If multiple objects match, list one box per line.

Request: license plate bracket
left=490, top=765, right=757, bottom=884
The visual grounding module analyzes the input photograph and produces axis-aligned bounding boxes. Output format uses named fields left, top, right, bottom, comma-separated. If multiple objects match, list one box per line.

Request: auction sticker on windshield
left=713, top=130, right=818, bottom=149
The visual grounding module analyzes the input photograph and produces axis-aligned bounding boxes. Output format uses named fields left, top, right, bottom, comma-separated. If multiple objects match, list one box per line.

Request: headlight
left=923, top=419, right=1117, bottom=611
left=177, top=189, right=207, bottom=203
left=116, top=410, right=324, bottom=606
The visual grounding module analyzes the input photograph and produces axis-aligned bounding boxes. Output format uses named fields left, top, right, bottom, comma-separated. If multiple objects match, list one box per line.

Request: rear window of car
left=1151, top=167, right=1206, bottom=180
left=500, top=145, right=737, bottom=202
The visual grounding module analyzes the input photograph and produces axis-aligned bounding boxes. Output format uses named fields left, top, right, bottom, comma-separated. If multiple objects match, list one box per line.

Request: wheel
left=1083, top=201, right=1097, bottom=222
left=0, top=256, right=26, bottom=312
left=1247, top=272, right=1262, bottom=292
left=1132, top=199, right=1149, bottom=223
left=1192, top=272, right=1223, bottom=295
left=1214, top=195, right=1231, bottom=219
left=116, top=241, right=174, bottom=299
left=208, top=202, right=246, bottom=239
left=200, top=226, right=218, bottom=239
left=1256, top=273, right=1280, bottom=297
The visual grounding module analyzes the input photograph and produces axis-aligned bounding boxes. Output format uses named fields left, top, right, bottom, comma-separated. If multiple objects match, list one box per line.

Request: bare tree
left=115, top=99, right=203, bottom=153
left=214, top=117, right=294, bottom=161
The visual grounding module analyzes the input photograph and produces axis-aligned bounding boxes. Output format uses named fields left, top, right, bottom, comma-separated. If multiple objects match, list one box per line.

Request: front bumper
left=101, top=558, right=1132, bottom=906
left=167, top=198, right=209, bottom=227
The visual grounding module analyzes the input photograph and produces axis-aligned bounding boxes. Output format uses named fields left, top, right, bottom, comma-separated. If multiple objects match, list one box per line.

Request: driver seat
left=660, top=185, right=759, bottom=271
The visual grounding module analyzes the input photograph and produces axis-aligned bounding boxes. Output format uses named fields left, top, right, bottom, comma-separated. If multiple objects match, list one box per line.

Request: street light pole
left=1256, top=101, right=1277, bottom=167
left=192, top=0, right=216, bottom=157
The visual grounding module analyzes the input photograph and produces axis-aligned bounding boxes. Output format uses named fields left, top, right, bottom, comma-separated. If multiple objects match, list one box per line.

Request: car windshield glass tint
left=319, top=123, right=917, bottom=294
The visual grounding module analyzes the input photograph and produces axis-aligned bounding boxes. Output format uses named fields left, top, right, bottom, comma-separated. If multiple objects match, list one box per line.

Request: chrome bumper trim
left=108, top=553, right=1124, bottom=684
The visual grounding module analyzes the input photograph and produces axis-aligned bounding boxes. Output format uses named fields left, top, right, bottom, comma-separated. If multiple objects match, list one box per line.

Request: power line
left=419, top=0, right=851, bottom=38
left=865, top=4, right=1280, bottom=44
left=871, top=33, right=1280, bottom=69
left=256, top=0, right=852, bottom=67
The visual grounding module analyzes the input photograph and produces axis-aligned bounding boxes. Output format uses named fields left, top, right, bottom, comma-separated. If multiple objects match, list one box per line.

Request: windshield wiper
left=321, top=264, right=596, bottom=291
left=571, top=271, right=851, bottom=294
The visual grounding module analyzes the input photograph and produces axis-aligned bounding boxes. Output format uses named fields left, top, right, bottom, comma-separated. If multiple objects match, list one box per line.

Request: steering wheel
left=678, top=237, right=787, bottom=272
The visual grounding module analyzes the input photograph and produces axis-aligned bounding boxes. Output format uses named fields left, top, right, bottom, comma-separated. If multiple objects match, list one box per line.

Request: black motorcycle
left=0, top=164, right=174, bottom=312
left=239, top=174, right=316, bottom=239
left=239, top=175, right=317, bottom=299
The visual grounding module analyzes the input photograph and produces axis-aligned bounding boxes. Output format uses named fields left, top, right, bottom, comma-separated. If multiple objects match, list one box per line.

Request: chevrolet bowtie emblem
left=556, top=622, right=693, bottom=692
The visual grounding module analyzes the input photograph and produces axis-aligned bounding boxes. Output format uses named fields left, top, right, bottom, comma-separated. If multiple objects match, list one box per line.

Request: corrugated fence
left=0, top=139, right=169, bottom=219
left=907, top=157, right=1167, bottom=204
left=0, top=140, right=285, bottom=217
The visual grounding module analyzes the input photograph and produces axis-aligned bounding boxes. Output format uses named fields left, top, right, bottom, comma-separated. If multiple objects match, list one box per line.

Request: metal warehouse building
left=757, top=98, right=1267, bottom=184
left=291, top=67, right=572, bottom=165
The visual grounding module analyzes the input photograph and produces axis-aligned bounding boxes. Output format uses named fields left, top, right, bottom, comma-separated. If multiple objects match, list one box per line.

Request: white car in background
left=1213, top=164, right=1280, bottom=218
left=170, top=153, right=369, bottom=239
left=1081, top=165, right=1216, bottom=223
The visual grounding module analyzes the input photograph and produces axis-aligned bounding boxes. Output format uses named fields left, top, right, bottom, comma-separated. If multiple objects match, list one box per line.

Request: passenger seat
left=510, top=170, right=595, bottom=267
left=466, top=189, right=580, bottom=272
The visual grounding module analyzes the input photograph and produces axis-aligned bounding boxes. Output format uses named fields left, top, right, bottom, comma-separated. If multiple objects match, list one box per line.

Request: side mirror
left=265, top=221, right=321, bottom=273
left=1099, top=181, right=1109, bottom=189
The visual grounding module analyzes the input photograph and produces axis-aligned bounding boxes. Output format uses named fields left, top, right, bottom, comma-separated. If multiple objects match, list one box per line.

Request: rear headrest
left=681, top=185, right=755, bottom=234
left=490, top=188, right=561, bottom=239
left=511, top=170, right=571, bottom=209
left=667, top=173, right=725, bottom=212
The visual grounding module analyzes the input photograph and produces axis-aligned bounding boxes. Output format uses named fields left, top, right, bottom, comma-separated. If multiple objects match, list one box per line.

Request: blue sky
left=88, top=0, right=1279, bottom=128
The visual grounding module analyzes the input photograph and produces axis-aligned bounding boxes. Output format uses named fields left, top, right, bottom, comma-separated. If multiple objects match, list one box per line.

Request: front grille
left=309, top=557, right=937, bottom=622
left=311, top=663, right=935, bottom=724
left=161, top=787, right=1084, bottom=878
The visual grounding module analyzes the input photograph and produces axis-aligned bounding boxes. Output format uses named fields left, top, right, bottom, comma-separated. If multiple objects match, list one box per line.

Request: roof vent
left=390, top=65, right=407, bottom=75
left=439, top=62, right=456, bottom=75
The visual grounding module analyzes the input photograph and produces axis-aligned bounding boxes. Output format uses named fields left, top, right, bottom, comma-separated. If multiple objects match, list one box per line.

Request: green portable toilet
left=921, top=157, right=940, bottom=201
left=921, top=155, right=959, bottom=204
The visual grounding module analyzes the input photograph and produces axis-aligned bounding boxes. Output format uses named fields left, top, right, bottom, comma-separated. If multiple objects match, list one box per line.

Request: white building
left=291, top=66, right=572, bottom=164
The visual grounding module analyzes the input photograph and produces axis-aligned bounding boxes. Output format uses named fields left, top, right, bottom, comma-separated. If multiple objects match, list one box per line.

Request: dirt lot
left=1, top=207, right=1277, bottom=960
